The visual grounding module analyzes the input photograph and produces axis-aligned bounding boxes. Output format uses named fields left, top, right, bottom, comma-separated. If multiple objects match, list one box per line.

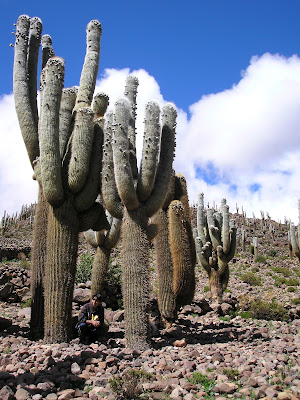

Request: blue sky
left=2, top=1, right=300, bottom=222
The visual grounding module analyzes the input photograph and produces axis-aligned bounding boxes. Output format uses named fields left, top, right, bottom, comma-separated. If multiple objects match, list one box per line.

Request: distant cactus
left=194, top=194, right=236, bottom=304
left=14, top=16, right=109, bottom=342
left=102, top=77, right=176, bottom=349
left=153, top=173, right=195, bottom=327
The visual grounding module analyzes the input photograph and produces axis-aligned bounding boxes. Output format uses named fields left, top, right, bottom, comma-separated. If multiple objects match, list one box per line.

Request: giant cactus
left=13, top=15, right=109, bottom=342
left=13, top=16, right=53, bottom=338
left=102, top=77, right=176, bottom=349
left=152, top=173, right=195, bottom=327
left=194, top=194, right=236, bottom=304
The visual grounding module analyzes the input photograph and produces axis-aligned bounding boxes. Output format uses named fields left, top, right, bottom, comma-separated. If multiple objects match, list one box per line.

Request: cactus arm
left=84, top=229, right=103, bottom=247
left=93, top=92, right=109, bottom=119
left=112, top=99, right=139, bottom=211
left=124, top=76, right=138, bottom=150
left=207, top=209, right=221, bottom=250
left=59, top=88, right=77, bottom=159
left=146, top=223, right=158, bottom=241
left=41, top=34, right=54, bottom=68
left=76, top=20, right=102, bottom=108
left=39, top=57, right=65, bottom=207
left=13, top=15, right=39, bottom=166
left=27, top=17, right=42, bottom=128
left=103, top=217, right=122, bottom=248
left=124, top=76, right=139, bottom=180
left=222, top=205, right=230, bottom=254
left=145, top=104, right=177, bottom=217
left=39, top=34, right=55, bottom=113
left=101, top=112, right=123, bottom=219
left=74, top=118, right=103, bottom=212
left=197, top=193, right=207, bottom=244
left=68, top=107, right=94, bottom=193
left=196, top=238, right=211, bottom=275
left=225, top=221, right=237, bottom=262
left=136, top=102, right=161, bottom=202
left=78, top=202, right=109, bottom=233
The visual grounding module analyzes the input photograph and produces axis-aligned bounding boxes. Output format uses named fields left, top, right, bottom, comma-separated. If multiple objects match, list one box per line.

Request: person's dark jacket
left=78, top=302, right=104, bottom=325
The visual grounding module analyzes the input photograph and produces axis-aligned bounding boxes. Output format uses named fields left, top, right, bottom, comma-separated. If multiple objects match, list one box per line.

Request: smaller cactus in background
left=85, top=216, right=121, bottom=296
left=288, top=200, right=300, bottom=261
left=194, top=194, right=236, bottom=304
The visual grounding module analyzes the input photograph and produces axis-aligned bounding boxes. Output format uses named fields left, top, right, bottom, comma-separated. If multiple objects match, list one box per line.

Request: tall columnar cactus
left=102, top=77, right=176, bottom=349
left=13, top=15, right=109, bottom=342
left=13, top=16, right=53, bottom=338
left=194, top=194, right=236, bottom=304
left=152, top=173, right=195, bottom=327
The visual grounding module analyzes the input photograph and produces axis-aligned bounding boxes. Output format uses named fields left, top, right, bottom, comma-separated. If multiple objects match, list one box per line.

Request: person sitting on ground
left=77, top=293, right=106, bottom=344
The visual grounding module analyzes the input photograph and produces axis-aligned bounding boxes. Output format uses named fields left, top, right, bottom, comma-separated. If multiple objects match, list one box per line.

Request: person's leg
left=78, top=323, right=91, bottom=344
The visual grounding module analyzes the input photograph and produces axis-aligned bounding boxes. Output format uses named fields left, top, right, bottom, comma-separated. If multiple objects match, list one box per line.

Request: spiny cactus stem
left=122, top=207, right=150, bottom=350
left=113, top=99, right=139, bottom=211
left=76, top=20, right=102, bottom=108
left=13, top=14, right=39, bottom=165
left=39, top=57, right=65, bottom=207
left=44, top=198, right=79, bottom=343
left=137, top=101, right=161, bottom=202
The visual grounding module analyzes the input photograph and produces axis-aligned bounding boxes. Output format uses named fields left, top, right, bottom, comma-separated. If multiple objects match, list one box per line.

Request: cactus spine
left=14, top=16, right=108, bottom=342
left=194, top=194, right=236, bottom=304
left=102, top=77, right=176, bottom=349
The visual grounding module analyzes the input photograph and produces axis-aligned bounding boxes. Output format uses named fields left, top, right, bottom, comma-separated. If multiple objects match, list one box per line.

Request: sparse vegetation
left=109, top=369, right=153, bottom=399
left=75, top=253, right=93, bottom=284
left=255, top=255, right=267, bottom=263
left=241, top=273, right=262, bottom=286
left=249, top=299, right=289, bottom=322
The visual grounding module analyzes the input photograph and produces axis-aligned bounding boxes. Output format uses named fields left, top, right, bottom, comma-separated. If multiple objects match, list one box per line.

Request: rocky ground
left=0, top=214, right=300, bottom=400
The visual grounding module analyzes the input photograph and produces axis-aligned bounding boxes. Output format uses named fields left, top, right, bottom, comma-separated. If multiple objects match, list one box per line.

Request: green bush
left=287, top=287, right=296, bottom=292
left=273, top=276, right=287, bottom=286
left=291, top=298, right=300, bottom=305
left=255, top=255, right=267, bottom=263
left=187, top=372, right=215, bottom=397
left=109, top=369, right=153, bottom=399
left=267, top=249, right=277, bottom=257
left=241, top=273, right=262, bottom=286
left=204, top=285, right=210, bottom=293
left=271, top=266, right=291, bottom=277
left=286, top=278, right=299, bottom=286
left=75, top=253, right=93, bottom=284
left=250, top=299, right=289, bottom=322
left=222, top=368, right=240, bottom=381
left=294, top=269, right=300, bottom=278
left=251, top=266, right=259, bottom=273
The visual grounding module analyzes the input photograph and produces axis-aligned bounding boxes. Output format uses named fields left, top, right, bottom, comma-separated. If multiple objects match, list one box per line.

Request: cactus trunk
left=122, top=207, right=150, bottom=350
left=91, top=246, right=111, bottom=296
left=30, top=184, right=48, bottom=338
left=152, top=208, right=176, bottom=325
left=44, top=198, right=79, bottom=343
left=209, top=268, right=224, bottom=304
